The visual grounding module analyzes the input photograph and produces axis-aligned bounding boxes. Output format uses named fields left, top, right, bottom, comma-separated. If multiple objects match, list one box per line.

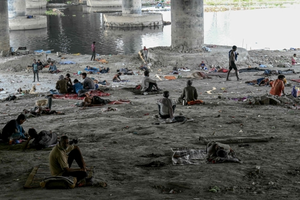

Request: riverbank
left=1, top=47, right=300, bottom=199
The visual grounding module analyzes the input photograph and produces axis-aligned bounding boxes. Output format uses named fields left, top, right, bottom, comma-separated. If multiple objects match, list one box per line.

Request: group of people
left=30, top=59, right=60, bottom=82
left=0, top=44, right=291, bottom=188
left=0, top=113, right=89, bottom=186
left=55, top=72, right=105, bottom=97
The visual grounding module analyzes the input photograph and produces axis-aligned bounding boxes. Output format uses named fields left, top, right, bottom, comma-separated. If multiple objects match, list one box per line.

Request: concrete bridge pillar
left=171, top=0, right=204, bottom=50
left=122, top=0, right=141, bottom=15
left=8, top=0, right=26, bottom=18
left=0, top=0, right=10, bottom=56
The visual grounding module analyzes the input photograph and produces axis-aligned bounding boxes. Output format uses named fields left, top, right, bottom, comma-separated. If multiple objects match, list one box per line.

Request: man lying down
left=76, top=92, right=110, bottom=107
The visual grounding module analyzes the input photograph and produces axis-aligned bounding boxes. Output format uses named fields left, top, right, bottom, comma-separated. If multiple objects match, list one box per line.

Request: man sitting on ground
left=178, top=80, right=198, bottom=104
left=73, top=79, right=83, bottom=94
left=270, top=75, right=285, bottom=96
left=49, top=62, right=58, bottom=74
left=113, top=72, right=122, bottom=82
left=157, top=91, right=176, bottom=120
left=56, top=75, right=68, bottom=94
left=82, top=72, right=95, bottom=90
left=1, top=114, right=27, bottom=143
left=141, top=70, right=159, bottom=92
left=139, top=62, right=148, bottom=71
left=49, top=136, right=88, bottom=186
left=37, top=59, right=44, bottom=70
left=199, top=61, right=206, bottom=69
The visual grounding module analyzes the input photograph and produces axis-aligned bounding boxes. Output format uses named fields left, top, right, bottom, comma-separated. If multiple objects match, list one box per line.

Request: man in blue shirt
left=49, top=62, right=58, bottom=74
left=32, top=59, right=39, bottom=82
left=1, top=114, right=27, bottom=143
left=73, top=79, right=83, bottom=94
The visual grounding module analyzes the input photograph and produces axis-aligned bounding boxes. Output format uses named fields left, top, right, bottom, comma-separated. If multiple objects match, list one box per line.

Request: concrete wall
left=104, top=13, right=162, bottom=27
left=122, top=0, right=141, bottom=15
left=0, top=0, right=11, bottom=56
left=8, top=0, right=26, bottom=18
left=87, top=0, right=122, bottom=7
left=171, top=0, right=204, bottom=50
left=26, top=0, right=47, bottom=9
left=9, top=16, right=47, bottom=31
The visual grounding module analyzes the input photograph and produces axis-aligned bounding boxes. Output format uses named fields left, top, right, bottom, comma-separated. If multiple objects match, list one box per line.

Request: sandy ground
left=1, top=47, right=300, bottom=200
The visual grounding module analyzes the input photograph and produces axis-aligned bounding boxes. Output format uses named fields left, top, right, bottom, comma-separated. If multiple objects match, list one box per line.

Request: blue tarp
left=59, top=61, right=76, bottom=65
left=84, top=67, right=99, bottom=73
left=34, top=49, right=51, bottom=54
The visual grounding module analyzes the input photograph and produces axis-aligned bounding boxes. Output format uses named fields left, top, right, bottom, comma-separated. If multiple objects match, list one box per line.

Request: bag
left=40, top=176, right=77, bottom=189
left=292, top=86, right=300, bottom=97
left=174, top=116, right=186, bottom=122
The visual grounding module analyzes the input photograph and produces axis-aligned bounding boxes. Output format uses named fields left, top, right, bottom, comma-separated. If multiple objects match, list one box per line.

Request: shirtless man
left=113, top=72, right=122, bottom=82
left=226, top=45, right=240, bottom=81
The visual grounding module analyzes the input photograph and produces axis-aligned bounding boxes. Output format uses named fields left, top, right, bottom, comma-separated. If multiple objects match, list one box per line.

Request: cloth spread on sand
left=84, top=67, right=99, bottom=73
left=187, top=100, right=204, bottom=105
left=54, top=90, right=110, bottom=100
left=96, top=59, right=108, bottom=64
left=171, top=147, right=241, bottom=165
left=231, top=97, right=247, bottom=101
left=59, top=61, right=76, bottom=65
left=164, top=76, right=176, bottom=80
left=291, top=79, right=300, bottom=83
left=270, top=79, right=284, bottom=96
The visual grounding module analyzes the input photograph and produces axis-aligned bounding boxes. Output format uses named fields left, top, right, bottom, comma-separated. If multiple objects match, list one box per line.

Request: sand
left=1, top=46, right=300, bottom=199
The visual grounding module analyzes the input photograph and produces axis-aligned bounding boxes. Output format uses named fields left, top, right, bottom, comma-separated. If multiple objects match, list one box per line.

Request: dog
left=26, top=65, right=32, bottom=73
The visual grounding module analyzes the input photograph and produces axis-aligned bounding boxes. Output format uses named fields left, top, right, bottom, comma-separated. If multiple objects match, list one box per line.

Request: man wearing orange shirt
left=270, top=75, right=285, bottom=96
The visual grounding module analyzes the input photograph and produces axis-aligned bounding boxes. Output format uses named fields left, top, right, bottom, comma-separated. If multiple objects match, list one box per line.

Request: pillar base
left=9, top=16, right=47, bottom=31
left=104, top=13, right=163, bottom=27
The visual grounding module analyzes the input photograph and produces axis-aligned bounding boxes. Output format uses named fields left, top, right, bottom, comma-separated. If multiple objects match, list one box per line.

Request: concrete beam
left=104, top=13, right=162, bottom=27
left=0, top=0, right=10, bottom=56
left=122, top=0, right=141, bottom=15
left=171, top=0, right=204, bottom=50
left=87, top=0, right=122, bottom=7
left=26, top=0, right=47, bottom=9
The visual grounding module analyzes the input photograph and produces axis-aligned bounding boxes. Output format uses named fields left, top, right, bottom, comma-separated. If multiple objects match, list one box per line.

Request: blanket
left=164, top=76, right=176, bottom=80
left=24, top=164, right=94, bottom=189
left=187, top=100, right=204, bottom=105
left=53, top=90, right=110, bottom=100
left=84, top=67, right=99, bottom=73
left=59, top=61, right=76, bottom=65
left=291, top=79, right=300, bottom=83
left=171, top=148, right=241, bottom=165
left=96, top=59, right=108, bottom=64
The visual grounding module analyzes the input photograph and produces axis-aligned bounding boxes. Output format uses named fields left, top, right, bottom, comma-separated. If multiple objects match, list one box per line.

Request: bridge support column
left=0, top=0, right=10, bottom=56
left=171, top=0, right=204, bottom=50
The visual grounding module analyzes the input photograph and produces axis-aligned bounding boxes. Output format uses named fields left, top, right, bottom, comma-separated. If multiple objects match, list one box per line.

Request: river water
left=9, top=5, right=300, bottom=55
